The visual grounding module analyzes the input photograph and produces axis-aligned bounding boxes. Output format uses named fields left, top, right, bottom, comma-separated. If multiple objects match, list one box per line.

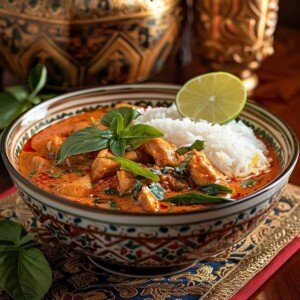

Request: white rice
left=135, top=105, right=270, bottom=178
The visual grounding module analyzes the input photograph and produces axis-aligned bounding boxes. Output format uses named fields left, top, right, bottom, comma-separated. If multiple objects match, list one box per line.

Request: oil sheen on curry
left=19, top=104, right=280, bottom=213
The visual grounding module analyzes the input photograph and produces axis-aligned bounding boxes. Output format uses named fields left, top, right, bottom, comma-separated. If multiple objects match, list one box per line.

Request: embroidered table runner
left=0, top=184, right=299, bottom=299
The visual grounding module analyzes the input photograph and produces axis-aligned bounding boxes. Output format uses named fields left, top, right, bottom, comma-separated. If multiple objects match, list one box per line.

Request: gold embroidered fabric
left=0, top=184, right=299, bottom=300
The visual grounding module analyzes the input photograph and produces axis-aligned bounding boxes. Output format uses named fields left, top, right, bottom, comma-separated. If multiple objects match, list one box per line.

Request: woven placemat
left=0, top=184, right=299, bottom=300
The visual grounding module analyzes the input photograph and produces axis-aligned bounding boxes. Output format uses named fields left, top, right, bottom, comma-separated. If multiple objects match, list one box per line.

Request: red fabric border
left=0, top=187, right=299, bottom=298
left=231, top=237, right=300, bottom=299
left=0, top=186, right=16, bottom=200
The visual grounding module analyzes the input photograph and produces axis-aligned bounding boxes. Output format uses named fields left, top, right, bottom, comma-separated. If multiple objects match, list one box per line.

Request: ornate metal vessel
left=194, top=0, right=279, bottom=93
left=0, top=0, right=185, bottom=90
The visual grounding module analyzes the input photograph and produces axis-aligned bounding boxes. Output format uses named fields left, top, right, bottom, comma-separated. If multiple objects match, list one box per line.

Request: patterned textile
left=0, top=184, right=299, bottom=300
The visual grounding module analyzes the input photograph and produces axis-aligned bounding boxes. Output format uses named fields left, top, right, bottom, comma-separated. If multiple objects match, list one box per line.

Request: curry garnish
left=56, top=107, right=163, bottom=163
left=199, top=184, right=233, bottom=196
left=176, top=140, right=205, bottom=155
left=166, top=193, right=234, bottom=205
left=106, top=156, right=159, bottom=182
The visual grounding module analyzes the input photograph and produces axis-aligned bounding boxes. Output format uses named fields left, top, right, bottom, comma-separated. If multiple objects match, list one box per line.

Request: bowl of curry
left=1, top=84, right=298, bottom=277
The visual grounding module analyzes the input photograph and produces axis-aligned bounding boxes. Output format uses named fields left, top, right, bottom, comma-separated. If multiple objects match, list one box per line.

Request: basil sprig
left=166, top=193, right=234, bottom=205
left=106, top=156, right=159, bottom=182
left=0, top=64, right=48, bottom=132
left=199, top=184, right=232, bottom=196
left=0, top=220, right=52, bottom=300
left=176, top=140, right=205, bottom=155
left=56, top=107, right=163, bottom=163
left=56, top=127, right=110, bottom=164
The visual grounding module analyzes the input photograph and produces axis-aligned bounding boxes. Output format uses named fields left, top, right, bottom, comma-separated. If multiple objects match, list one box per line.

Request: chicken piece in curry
left=18, top=105, right=280, bottom=213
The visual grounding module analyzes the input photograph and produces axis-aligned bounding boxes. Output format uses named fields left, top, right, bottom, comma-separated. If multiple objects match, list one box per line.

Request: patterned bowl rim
left=1, top=83, right=299, bottom=218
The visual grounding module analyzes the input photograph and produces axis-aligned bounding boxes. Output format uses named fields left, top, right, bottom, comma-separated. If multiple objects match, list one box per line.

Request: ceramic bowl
left=1, top=84, right=299, bottom=277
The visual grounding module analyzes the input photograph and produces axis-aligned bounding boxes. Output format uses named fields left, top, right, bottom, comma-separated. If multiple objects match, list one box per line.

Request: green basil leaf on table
left=122, top=124, right=164, bottom=149
left=0, top=248, right=52, bottom=300
left=18, top=232, right=38, bottom=247
left=199, top=183, right=233, bottom=196
left=0, top=220, right=22, bottom=244
left=0, top=220, right=52, bottom=299
left=101, top=107, right=140, bottom=128
left=0, top=92, right=32, bottom=130
left=106, top=156, right=159, bottom=182
left=28, top=64, right=47, bottom=99
left=176, top=140, right=205, bottom=155
left=166, top=193, right=234, bottom=205
left=4, top=85, right=29, bottom=102
left=148, top=182, right=165, bottom=200
left=56, top=127, right=110, bottom=164
left=109, top=138, right=126, bottom=157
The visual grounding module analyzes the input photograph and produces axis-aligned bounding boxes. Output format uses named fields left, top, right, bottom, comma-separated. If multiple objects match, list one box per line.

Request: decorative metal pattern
left=194, top=0, right=279, bottom=92
left=0, top=0, right=184, bottom=90
left=0, top=184, right=299, bottom=299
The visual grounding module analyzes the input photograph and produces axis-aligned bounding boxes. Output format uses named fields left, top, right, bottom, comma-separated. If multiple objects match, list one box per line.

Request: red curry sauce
left=18, top=107, right=281, bottom=213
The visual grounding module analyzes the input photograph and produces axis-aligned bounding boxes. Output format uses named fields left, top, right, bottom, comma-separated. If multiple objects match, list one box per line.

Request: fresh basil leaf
left=0, top=247, right=52, bottom=300
left=199, top=184, right=233, bottom=196
left=148, top=183, right=165, bottom=200
left=0, top=92, right=32, bottom=129
left=101, top=107, right=140, bottom=128
left=4, top=85, right=29, bottom=102
left=56, top=127, right=109, bottom=164
left=108, top=201, right=119, bottom=210
left=106, top=156, right=159, bottom=182
left=175, top=147, right=190, bottom=156
left=109, top=138, right=126, bottom=157
left=18, top=233, right=37, bottom=247
left=123, top=124, right=164, bottom=149
left=176, top=140, right=205, bottom=155
left=28, top=64, right=47, bottom=99
left=104, top=187, right=118, bottom=195
left=166, top=193, right=234, bottom=205
left=0, top=220, right=22, bottom=244
left=110, top=112, right=124, bottom=135
left=241, top=179, right=256, bottom=188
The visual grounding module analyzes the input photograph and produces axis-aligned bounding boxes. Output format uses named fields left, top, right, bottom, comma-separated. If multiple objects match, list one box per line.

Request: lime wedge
left=176, top=72, right=247, bottom=124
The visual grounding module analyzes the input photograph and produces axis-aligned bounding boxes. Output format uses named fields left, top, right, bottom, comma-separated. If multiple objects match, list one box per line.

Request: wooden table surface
left=0, top=26, right=299, bottom=299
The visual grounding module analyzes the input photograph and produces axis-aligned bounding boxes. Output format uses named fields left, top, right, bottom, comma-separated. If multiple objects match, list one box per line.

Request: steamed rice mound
left=136, top=105, right=270, bottom=178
